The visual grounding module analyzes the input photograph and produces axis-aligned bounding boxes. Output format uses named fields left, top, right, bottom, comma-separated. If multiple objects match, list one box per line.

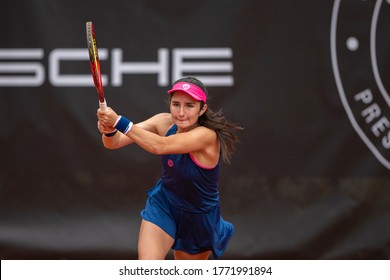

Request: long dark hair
left=170, top=77, right=243, bottom=164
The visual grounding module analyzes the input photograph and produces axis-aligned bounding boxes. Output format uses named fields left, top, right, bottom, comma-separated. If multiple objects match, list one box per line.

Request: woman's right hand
left=97, top=107, right=120, bottom=128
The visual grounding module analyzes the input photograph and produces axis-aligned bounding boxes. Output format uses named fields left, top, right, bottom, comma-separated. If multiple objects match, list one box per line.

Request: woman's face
left=169, top=91, right=206, bottom=132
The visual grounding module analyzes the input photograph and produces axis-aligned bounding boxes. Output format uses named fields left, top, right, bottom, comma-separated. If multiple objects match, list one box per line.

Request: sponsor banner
left=331, top=0, right=390, bottom=169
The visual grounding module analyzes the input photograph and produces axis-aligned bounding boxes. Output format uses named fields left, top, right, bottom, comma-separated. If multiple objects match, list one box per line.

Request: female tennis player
left=97, top=76, right=242, bottom=260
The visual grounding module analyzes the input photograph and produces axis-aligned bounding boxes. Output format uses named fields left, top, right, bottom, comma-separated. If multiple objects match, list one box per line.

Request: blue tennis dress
left=140, top=124, right=234, bottom=258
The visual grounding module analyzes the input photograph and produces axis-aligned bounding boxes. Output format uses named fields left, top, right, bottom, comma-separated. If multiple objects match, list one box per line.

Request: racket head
left=86, top=21, right=105, bottom=103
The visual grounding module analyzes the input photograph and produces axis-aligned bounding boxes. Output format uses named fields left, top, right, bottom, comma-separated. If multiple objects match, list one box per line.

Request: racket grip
left=99, top=99, right=107, bottom=111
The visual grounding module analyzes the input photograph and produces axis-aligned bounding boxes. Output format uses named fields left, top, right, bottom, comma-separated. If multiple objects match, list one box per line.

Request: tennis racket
left=86, top=21, right=107, bottom=111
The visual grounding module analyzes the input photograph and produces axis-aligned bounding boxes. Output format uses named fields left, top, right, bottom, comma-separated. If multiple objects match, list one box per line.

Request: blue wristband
left=115, top=116, right=133, bottom=134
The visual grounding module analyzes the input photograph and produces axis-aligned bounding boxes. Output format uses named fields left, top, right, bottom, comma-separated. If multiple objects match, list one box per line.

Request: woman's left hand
left=97, top=121, right=116, bottom=134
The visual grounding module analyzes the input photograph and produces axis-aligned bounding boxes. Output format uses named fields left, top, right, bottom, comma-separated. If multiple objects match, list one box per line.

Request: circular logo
left=182, top=83, right=191, bottom=90
left=331, top=0, right=390, bottom=170
left=167, top=159, right=174, bottom=167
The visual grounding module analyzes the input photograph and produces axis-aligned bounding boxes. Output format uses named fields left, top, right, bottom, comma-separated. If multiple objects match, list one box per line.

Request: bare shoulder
left=150, top=113, right=173, bottom=136
left=191, top=126, right=218, bottom=142
left=134, top=113, right=172, bottom=135
left=151, top=112, right=172, bottom=121
left=193, top=125, right=216, bottom=135
left=190, top=126, right=220, bottom=168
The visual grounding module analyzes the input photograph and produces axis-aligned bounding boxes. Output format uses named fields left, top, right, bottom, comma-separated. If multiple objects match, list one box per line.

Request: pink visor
left=167, top=82, right=207, bottom=102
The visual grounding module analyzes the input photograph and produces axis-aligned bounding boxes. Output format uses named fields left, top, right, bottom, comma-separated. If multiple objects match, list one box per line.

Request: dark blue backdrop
left=1, top=0, right=389, bottom=259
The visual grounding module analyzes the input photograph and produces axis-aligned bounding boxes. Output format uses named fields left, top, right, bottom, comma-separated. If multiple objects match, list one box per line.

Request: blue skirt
left=140, top=184, right=234, bottom=258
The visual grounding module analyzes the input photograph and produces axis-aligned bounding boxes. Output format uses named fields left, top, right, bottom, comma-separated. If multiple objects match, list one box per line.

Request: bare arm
left=97, top=107, right=220, bottom=167
left=97, top=108, right=172, bottom=149
left=125, top=124, right=217, bottom=155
